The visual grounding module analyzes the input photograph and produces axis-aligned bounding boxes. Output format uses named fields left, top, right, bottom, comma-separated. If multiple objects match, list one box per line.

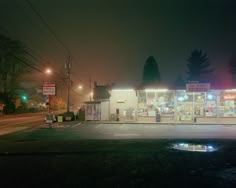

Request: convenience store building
left=85, top=84, right=236, bottom=123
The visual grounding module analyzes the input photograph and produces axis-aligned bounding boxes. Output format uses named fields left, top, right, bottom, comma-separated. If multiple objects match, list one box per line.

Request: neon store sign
left=223, top=94, right=236, bottom=100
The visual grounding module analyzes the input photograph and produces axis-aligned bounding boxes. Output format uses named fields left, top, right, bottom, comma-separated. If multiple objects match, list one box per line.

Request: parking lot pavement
left=2, top=120, right=236, bottom=139
left=68, top=122, right=236, bottom=139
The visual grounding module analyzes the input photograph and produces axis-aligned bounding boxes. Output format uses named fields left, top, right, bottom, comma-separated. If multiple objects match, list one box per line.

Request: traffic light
left=21, top=95, right=27, bottom=102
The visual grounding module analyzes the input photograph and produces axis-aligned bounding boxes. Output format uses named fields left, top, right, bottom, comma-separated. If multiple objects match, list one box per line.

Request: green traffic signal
left=21, top=95, right=27, bottom=101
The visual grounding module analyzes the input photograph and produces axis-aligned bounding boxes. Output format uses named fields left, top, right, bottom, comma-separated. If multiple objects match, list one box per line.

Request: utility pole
left=89, top=76, right=92, bottom=101
left=65, top=56, right=71, bottom=112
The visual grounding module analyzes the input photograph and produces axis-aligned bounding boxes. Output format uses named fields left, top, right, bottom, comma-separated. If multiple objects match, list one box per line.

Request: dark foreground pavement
left=0, top=122, right=236, bottom=188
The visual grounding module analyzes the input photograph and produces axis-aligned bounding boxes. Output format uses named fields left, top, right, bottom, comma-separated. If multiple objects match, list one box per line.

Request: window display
left=194, top=93, right=205, bottom=116
left=220, top=92, right=236, bottom=117
left=138, top=91, right=147, bottom=116
left=176, top=91, right=193, bottom=121
left=176, top=103, right=193, bottom=121
left=205, top=92, right=217, bottom=116
left=156, top=92, right=175, bottom=116
left=146, top=92, right=156, bottom=116
left=136, top=89, right=236, bottom=121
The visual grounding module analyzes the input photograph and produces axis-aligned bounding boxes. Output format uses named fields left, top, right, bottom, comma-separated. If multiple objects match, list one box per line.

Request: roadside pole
left=43, top=83, right=56, bottom=128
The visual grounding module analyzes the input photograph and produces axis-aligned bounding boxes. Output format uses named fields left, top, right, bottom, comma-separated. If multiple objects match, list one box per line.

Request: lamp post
left=65, top=56, right=71, bottom=112
left=45, top=68, right=52, bottom=113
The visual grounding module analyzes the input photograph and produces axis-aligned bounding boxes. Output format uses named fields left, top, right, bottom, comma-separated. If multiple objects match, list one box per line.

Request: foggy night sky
left=0, top=0, right=235, bottom=88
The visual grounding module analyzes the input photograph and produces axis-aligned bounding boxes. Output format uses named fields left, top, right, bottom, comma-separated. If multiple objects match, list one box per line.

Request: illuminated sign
left=43, top=83, right=56, bottom=96
left=186, top=83, right=210, bottom=92
left=223, top=94, right=236, bottom=100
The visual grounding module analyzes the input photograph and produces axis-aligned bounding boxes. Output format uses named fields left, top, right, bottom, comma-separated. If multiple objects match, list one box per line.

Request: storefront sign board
left=186, top=83, right=210, bottom=92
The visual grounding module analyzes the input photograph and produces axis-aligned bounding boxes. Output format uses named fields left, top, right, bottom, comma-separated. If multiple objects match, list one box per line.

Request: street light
left=45, top=68, right=52, bottom=75
left=78, top=85, right=83, bottom=90
left=43, top=67, right=54, bottom=114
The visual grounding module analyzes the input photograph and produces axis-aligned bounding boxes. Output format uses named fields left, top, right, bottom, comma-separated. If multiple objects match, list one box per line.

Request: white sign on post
left=43, top=83, right=56, bottom=96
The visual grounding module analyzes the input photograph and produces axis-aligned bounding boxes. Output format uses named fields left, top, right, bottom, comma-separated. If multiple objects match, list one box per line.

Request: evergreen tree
left=228, top=54, right=236, bottom=86
left=186, top=50, right=214, bottom=82
left=142, top=56, right=161, bottom=86
left=228, top=54, right=236, bottom=74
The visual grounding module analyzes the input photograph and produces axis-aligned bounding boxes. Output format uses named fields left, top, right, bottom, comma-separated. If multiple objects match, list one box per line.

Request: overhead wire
left=24, top=0, right=91, bottom=91
left=24, top=0, right=71, bottom=57
left=1, top=1, right=92, bottom=101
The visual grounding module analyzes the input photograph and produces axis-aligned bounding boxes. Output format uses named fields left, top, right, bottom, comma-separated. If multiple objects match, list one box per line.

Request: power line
left=16, top=1, right=92, bottom=93
left=11, top=53, right=44, bottom=74
left=24, top=0, right=70, bottom=56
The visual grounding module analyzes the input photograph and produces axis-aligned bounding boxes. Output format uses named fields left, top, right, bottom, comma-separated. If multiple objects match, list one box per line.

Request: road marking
left=71, top=122, right=81, bottom=128
left=96, top=124, right=103, bottom=128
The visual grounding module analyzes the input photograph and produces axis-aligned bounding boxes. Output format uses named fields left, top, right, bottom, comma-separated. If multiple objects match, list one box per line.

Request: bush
left=3, top=101, right=16, bottom=114
left=28, top=108, right=37, bottom=113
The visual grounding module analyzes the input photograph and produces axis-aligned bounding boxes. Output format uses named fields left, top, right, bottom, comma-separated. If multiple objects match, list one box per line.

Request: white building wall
left=109, top=90, right=138, bottom=121
left=101, top=101, right=109, bottom=120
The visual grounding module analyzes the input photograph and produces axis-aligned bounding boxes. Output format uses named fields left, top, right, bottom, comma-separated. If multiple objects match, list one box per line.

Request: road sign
left=43, top=83, right=56, bottom=96
left=186, top=83, right=210, bottom=92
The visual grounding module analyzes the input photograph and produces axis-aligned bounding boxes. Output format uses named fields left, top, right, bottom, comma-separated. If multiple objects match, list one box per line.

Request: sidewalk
left=84, top=120, right=236, bottom=125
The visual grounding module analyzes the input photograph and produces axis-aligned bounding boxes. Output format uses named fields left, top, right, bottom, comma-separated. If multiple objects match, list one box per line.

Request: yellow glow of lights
left=225, top=89, right=236, bottom=92
left=144, top=89, right=168, bottom=92
left=45, top=68, right=52, bottom=74
left=112, top=89, right=134, bottom=92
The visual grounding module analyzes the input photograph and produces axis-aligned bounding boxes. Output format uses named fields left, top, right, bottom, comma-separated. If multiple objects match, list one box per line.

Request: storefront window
left=146, top=92, right=156, bottom=116
left=138, top=91, right=147, bottom=116
left=219, top=92, right=236, bottom=117
left=156, top=91, right=174, bottom=115
left=176, top=91, right=193, bottom=121
left=205, top=92, right=217, bottom=116
left=194, top=93, right=205, bottom=116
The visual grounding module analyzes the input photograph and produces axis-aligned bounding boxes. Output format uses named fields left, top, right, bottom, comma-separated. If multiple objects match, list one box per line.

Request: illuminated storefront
left=135, top=89, right=236, bottom=123
left=176, top=91, right=193, bottom=121
left=85, top=88, right=236, bottom=123
left=219, top=91, right=236, bottom=117
left=137, top=89, right=175, bottom=121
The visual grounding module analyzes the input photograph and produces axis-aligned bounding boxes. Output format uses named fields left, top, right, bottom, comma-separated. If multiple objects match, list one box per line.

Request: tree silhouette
left=142, top=56, right=161, bottom=86
left=228, top=54, right=236, bottom=86
left=0, top=35, right=31, bottom=113
left=228, top=54, right=236, bottom=74
left=186, top=50, right=214, bottom=82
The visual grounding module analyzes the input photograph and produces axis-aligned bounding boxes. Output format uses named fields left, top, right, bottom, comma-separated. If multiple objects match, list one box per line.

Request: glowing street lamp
left=78, top=85, right=83, bottom=90
left=45, top=68, right=52, bottom=75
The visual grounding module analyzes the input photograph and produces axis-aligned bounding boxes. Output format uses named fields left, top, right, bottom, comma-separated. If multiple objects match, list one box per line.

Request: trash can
left=57, top=115, right=63, bottom=123
left=116, top=108, right=119, bottom=121
left=156, top=113, right=161, bottom=122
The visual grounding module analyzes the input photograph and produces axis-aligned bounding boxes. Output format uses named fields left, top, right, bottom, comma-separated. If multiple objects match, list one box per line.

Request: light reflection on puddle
left=172, top=143, right=217, bottom=152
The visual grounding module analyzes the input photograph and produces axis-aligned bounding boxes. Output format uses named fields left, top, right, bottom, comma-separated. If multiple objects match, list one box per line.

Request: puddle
left=172, top=142, right=217, bottom=152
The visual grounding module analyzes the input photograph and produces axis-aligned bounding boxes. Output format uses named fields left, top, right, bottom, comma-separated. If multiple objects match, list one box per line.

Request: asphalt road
left=0, top=112, right=46, bottom=135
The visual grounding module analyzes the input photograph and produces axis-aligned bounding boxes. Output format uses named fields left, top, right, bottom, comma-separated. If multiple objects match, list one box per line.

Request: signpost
left=43, top=83, right=56, bottom=113
left=43, top=83, right=56, bottom=96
